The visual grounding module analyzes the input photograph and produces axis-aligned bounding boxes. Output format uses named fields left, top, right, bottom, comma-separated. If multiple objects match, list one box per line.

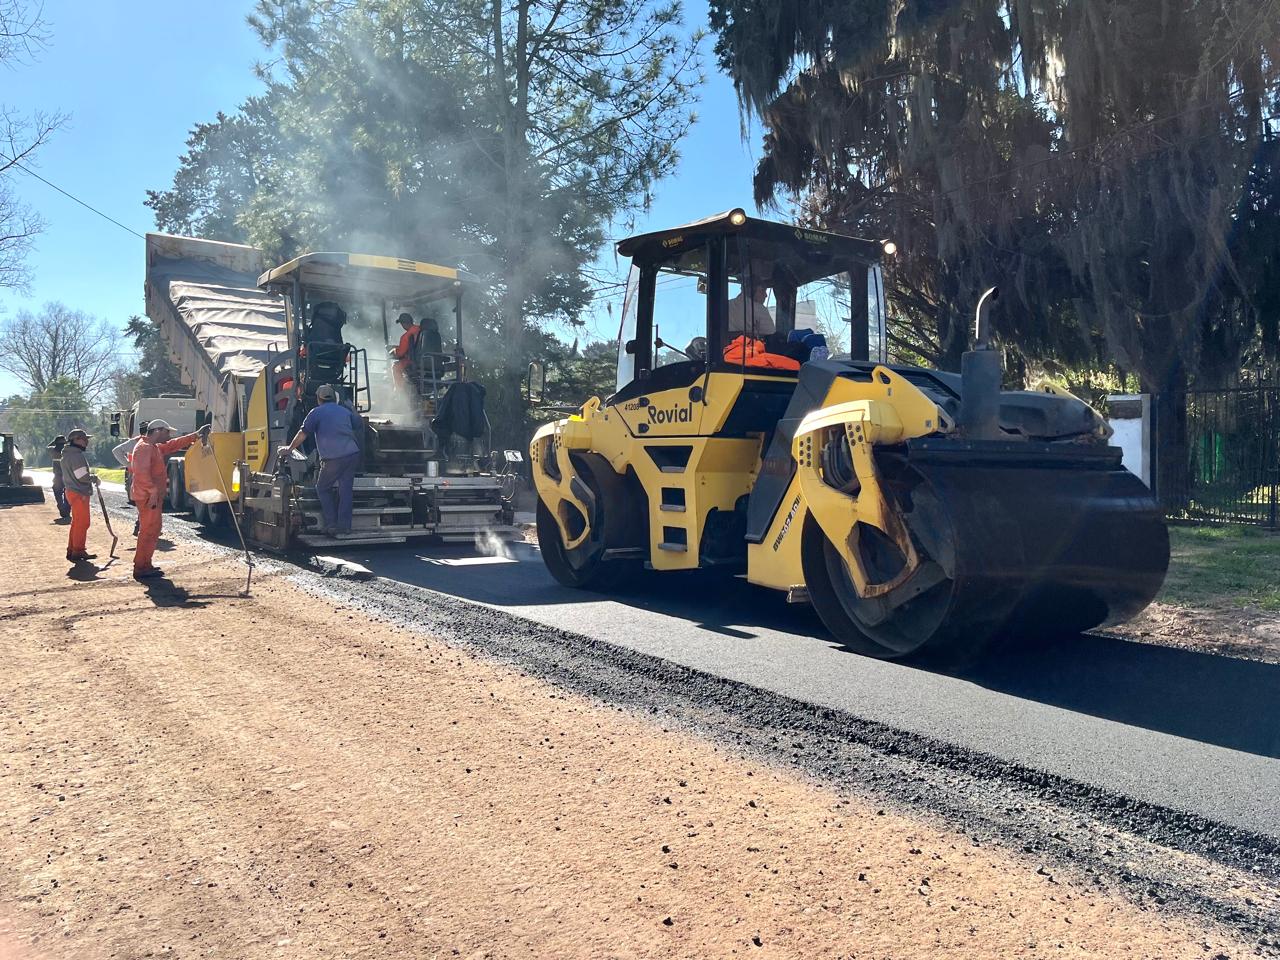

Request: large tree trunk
left=1143, top=360, right=1188, bottom=512
left=483, top=0, right=534, bottom=456
left=491, top=262, right=529, bottom=454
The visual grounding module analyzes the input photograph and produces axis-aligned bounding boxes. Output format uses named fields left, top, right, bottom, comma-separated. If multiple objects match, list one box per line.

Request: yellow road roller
left=530, top=211, right=1169, bottom=661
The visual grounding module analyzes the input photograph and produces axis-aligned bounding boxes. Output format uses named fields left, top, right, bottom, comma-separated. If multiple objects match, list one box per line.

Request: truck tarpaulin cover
left=149, top=257, right=287, bottom=380
left=145, top=233, right=290, bottom=430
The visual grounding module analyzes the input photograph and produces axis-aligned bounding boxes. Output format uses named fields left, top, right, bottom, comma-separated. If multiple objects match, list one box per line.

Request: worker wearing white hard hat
left=130, top=418, right=210, bottom=580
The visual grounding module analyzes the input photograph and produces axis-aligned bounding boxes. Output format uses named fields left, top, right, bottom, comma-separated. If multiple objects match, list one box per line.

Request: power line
left=1, top=153, right=147, bottom=241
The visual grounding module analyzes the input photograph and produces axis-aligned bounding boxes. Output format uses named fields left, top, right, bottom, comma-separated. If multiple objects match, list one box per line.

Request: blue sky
left=0, top=0, right=763, bottom=397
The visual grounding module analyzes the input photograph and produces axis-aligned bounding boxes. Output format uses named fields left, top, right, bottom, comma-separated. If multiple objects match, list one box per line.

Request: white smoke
left=473, top=527, right=514, bottom=560
left=335, top=301, right=421, bottom=426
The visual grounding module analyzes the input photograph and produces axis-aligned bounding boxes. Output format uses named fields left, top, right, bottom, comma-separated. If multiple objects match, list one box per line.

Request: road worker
left=111, top=422, right=147, bottom=470
left=130, top=419, right=210, bottom=580
left=113, top=422, right=148, bottom=536
left=726, top=281, right=776, bottom=336
left=278, top=384, right=364, bottom=538
left=47, top=435, right=71, bottom=523
left=59, top=428, right=100, bottom=563
left=390, top=312, right=421, bottom=389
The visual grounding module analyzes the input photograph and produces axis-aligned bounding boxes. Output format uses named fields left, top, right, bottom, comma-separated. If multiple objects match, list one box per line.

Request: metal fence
left=1159, top=386, right=1280, bottom=527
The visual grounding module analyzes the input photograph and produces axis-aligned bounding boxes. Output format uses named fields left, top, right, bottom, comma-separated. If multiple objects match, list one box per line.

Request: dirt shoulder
left=0, top=502, right=1257, bottom=958
left=1108, top=525, right=1280, bottom=663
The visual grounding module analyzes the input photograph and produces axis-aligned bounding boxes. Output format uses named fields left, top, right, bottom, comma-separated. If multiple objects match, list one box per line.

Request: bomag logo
left=772, top=495, right=802, bottom=551
left=794, top=228, right=828, bottom=244
left=647, top=402, right=694, bottom=425
left=661, top=235, right=685, bottom=249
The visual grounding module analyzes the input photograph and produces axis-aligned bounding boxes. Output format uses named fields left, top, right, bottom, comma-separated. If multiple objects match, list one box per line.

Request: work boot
left=67, top=552, right=97, bottom=562
left=133, top=567, right=164, bottom=580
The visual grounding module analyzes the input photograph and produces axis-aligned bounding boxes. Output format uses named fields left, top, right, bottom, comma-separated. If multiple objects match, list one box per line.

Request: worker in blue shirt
left=279, top=384, right=364, bottom=537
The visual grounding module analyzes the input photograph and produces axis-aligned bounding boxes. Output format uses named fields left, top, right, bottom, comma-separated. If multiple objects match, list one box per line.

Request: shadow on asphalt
left=206, top=528, right=1280, bottom=760
left=955, top=633, right=1280, bottom=759
left=341, top=540, right=830, bottom=640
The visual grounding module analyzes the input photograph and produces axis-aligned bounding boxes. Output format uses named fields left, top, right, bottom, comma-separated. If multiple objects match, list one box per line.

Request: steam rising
left=474, top=528, right=515, bottom=560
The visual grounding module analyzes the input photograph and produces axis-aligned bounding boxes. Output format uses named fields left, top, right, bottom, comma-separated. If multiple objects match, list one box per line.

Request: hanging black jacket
left=431, top=381, right=487, bottom=441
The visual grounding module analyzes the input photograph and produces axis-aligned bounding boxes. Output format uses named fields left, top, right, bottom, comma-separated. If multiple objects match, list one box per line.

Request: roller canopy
left=616, top=210, right=886, bottom=266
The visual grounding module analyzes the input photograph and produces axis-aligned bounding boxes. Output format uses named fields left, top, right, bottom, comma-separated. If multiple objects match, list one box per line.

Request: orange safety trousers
left=66, top=491, right=90, bottom=556
left=134, top=501, right=164, bottom=572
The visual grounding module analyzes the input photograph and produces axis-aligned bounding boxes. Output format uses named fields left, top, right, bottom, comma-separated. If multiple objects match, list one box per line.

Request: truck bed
left=145, top=233, right=289, bottom=430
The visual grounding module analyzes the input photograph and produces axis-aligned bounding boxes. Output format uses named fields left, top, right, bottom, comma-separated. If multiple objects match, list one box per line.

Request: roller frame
left=791, top=366, right=944, bottom=601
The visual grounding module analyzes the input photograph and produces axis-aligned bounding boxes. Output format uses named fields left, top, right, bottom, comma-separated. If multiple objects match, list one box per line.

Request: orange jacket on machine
left=130, top=433, right=199, bottom=506
left=394, top=324, right=421, bottom=361
left=722, top=335, right=801, bottom=372
left=392, top=322, right=421, bottom=388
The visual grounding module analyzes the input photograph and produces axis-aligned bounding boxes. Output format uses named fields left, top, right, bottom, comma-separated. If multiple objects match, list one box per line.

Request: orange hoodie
left=394, top=324, right=421, bottom=360
left=129, top=433, right=198, bottom=504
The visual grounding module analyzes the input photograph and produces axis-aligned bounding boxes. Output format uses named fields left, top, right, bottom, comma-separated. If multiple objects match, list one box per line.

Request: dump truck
left=144, top=232, right=518, bottom=550
left=530, top=211, right=1170, bottom=662
left=109, top=396, right=199, bottom=505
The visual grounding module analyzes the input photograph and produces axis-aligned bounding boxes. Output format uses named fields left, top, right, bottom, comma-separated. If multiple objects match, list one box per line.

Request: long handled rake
left=94, top=483, right=119, bottom=558
left=202, top=437, right=255, bottom=597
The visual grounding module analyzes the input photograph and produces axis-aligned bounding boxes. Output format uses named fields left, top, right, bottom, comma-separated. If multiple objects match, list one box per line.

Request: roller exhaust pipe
left=960, top=287, right=1002, bottom=441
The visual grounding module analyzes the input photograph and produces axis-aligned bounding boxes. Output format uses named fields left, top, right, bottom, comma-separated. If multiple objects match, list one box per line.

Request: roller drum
left=803, top=439, right=1170, bottom=662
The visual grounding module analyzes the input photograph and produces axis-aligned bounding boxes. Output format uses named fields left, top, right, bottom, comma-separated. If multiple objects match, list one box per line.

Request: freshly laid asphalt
left=338, top=537, right=1280, bottom=840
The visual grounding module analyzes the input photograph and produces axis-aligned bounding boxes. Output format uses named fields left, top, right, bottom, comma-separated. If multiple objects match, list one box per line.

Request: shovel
left=94, top=482, right=119, bottom=558
left=201, top=434, right=255, bottom=597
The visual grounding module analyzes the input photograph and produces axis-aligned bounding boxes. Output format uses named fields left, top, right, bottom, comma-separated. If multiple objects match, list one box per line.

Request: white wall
left=1106, top=394, right=1150, bottom=487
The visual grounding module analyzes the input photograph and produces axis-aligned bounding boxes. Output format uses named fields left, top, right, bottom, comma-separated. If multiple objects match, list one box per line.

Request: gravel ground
left=2, top=501, right=1276, bottom=958
left=300, top=568, right=1280, bottom=947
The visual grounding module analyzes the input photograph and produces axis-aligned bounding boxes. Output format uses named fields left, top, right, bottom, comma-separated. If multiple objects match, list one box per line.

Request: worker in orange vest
left=129, top=419, right=210, bottom=580
left=391, top=313, right=421, bottom=389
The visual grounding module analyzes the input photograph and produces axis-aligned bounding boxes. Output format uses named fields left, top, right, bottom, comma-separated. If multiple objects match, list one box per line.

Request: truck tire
left=168, top=461, right=187, bottom=513
left=205, top=502, right=228, bottom=530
